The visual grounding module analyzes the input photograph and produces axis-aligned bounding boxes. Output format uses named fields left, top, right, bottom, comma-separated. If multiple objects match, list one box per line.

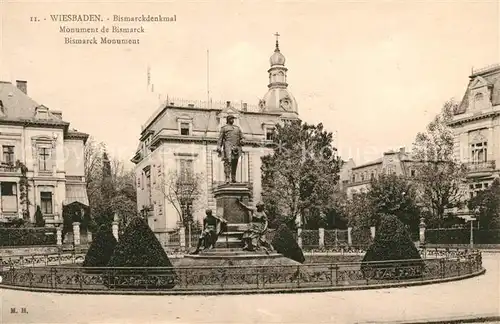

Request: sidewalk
left=1, top=254, right=499, bottom=324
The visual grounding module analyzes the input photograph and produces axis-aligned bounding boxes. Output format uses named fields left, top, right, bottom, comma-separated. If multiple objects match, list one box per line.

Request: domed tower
left=259, top=33, right=299, bottom=117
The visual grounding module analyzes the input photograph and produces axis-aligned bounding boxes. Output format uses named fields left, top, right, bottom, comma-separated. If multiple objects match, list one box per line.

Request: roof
left=0, top=81, right=68, bottom=125
left=144, top=105, right=284, bottom=137
left=455, top=64, right=500, bottom=115
left=352, top=157, right=383, bottom=170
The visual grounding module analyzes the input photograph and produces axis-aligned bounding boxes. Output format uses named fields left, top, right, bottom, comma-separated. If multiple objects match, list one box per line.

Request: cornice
left=449, top=110, right=500, bottom=127
left=0, top=118, right=69, bottom=129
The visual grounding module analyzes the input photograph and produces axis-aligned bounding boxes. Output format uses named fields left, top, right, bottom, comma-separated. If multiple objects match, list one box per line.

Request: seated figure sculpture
left=191, top=209, right=227, bottom=254
left=238, top=200, right=273, bottom=253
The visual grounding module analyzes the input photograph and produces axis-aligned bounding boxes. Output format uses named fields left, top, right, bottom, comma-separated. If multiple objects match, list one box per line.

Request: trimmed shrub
left=34, top=206, right=45, bottom=227
left=351, top=226, right=373, bottom=249
left=82, top=225, right=117, bottom=269
left=105, top=216, right=176, bottom=289
left=361, top=214, right=424, bottom=280
left=271, top=224, right=305, bottom=263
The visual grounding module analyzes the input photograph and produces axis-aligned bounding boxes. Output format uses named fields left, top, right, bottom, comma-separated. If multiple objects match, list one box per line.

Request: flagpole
left=207, top=49, right=210, bottom=108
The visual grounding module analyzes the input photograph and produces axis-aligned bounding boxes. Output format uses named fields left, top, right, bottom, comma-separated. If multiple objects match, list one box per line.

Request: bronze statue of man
left=217, top=115, right=243, bottom=183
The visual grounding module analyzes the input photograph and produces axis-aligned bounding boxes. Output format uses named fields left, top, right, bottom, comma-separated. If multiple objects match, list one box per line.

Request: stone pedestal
left=213, top=183, right=252, bottom=248
left=319, top=228, right=325, bottom=247
left=72, top=222, right=80, bottom=246
left=112, top=221, right=119, bottom=241
left=179, top=226, right=186, bottom=248
left=56, top=226, right=62, bottom=246
left=419, top=217, right=426, bottom=245
left=213, top=183, right=252, bottom=223
left=370, top=226, right=376, bottom=239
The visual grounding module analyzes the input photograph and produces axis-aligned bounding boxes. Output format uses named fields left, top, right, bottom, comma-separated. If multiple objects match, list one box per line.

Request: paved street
left=1, top=253, right=499, bottom=324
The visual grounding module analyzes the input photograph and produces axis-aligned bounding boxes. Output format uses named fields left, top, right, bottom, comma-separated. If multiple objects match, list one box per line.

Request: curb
left=0, top=268, right=486, bottom=296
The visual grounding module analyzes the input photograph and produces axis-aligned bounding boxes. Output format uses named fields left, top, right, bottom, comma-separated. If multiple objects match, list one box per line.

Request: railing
left=0, top=164, right=19, bottom=173
left=466, top=161, right=496, bottom=173
left=0, top=250, right=482, bottom=292
left=0, top=251, right=86, bottom=270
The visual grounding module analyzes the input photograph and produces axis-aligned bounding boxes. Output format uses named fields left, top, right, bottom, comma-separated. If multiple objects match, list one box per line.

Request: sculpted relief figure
left=217, top=115, right=243, bottom=184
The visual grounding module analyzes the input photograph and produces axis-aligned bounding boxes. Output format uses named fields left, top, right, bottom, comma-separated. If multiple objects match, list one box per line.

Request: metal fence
left=0, top=249, right=483, bottom=293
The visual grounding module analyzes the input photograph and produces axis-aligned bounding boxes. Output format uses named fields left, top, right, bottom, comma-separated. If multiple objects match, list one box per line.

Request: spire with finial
left=274, top=32, right=280, bottom=52
left=269, top=32, right=285, bottom=66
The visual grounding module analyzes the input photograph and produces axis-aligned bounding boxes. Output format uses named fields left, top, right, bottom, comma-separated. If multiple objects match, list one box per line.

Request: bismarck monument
left=180, top=114, right=304, bottom=269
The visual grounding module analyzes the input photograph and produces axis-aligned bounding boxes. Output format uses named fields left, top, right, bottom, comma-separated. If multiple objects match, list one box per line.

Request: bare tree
left=160, top=170, right=203, bottom=227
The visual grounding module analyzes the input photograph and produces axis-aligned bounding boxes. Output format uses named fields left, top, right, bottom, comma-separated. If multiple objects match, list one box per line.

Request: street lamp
left=463, top=215, right=477, bottom=249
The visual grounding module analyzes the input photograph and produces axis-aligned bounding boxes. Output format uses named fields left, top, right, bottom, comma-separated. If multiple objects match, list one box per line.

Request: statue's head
left=226, top=115, right=235, bottom=125
left=256, top=201, right=264, bottom=211
left=205, top=209, right=213, bottom=216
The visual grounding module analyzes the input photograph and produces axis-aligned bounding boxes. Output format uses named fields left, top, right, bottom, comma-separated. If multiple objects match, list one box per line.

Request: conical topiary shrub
left=271, top=224, right=305, bottom=263
left=105, top=216, right=176, bottom=289
left=82, top=224, right=117, bottom=271
left=360, top=214, right=424, bottom=280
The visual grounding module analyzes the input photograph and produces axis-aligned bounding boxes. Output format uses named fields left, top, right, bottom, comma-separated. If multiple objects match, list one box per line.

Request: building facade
left=0, top=80, right=89, bottom=226
left=132, top=37, right=300, bottom=238
left=345, top=147, right=418, bottom=197
left=449, top=64, right=500, bottom=201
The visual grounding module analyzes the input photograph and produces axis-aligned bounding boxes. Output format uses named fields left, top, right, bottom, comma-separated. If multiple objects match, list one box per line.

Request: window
left=352, top=175, right=356, bottom=183
left=180, top=159, right=194, bottom=182
left=410, top=169, right=416, bottom=177
left=475, top=92, right=484, bottom=101
left=469, top=182, right=490, bottom=198
left=180, top=122, right=190, bottom=136
left=40, top=192, right=53, bottom=214
left=471, top=142, right=487, bottom=163
left=370, top=172, right=374, bottom=180
left=38, top=147, right=51, bottom=171
left=2, top=146, right=14, bottom=164
left=361, top=173, right=365, bottom=181
left=1, top=182, right=16, bottom=196
left=265, top=127, right=275, bottom=141
left=144, top=169, right=151, bottom=205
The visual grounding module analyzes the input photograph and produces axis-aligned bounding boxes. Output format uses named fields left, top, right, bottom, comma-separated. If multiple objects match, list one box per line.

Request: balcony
left=0, top=163, right=20, bottom=174
left=466, top=161, right=496, bottom=177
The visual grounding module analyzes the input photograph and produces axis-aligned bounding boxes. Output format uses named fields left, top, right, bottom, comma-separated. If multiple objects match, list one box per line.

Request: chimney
left=226, top=101, right=231, bottom=108
left=399, top=147, right=405, bottom=154
left=242, top=103, right=248, bottom=111
left=16, top=80, right=27, bottom=94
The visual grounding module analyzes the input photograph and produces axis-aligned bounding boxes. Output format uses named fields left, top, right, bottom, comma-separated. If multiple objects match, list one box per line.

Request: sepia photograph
left=0, top=0, right=499, bottom=323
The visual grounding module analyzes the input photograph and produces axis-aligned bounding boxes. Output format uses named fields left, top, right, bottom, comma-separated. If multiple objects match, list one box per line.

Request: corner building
left=132, top=37, right=300, bottom=243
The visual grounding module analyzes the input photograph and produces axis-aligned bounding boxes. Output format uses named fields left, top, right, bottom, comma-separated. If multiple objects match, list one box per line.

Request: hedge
left=426, top=228, right=500, bottom=244
left=301, top=230, right=319, bottom=247
left=0, top=227, right=56, bottom=246
left=324, top=229, right=348, bottom=247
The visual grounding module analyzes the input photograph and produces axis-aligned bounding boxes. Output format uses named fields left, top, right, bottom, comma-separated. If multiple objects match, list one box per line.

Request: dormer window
left=180, top=122, right=190, bottom=136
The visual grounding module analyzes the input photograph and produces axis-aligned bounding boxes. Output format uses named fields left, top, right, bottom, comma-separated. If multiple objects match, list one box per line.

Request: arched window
left=475, top=92, right=484, bottom=101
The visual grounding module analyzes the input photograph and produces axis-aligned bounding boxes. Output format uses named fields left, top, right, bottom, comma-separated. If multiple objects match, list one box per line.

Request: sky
left=0, top=0, right=499, bottom=168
